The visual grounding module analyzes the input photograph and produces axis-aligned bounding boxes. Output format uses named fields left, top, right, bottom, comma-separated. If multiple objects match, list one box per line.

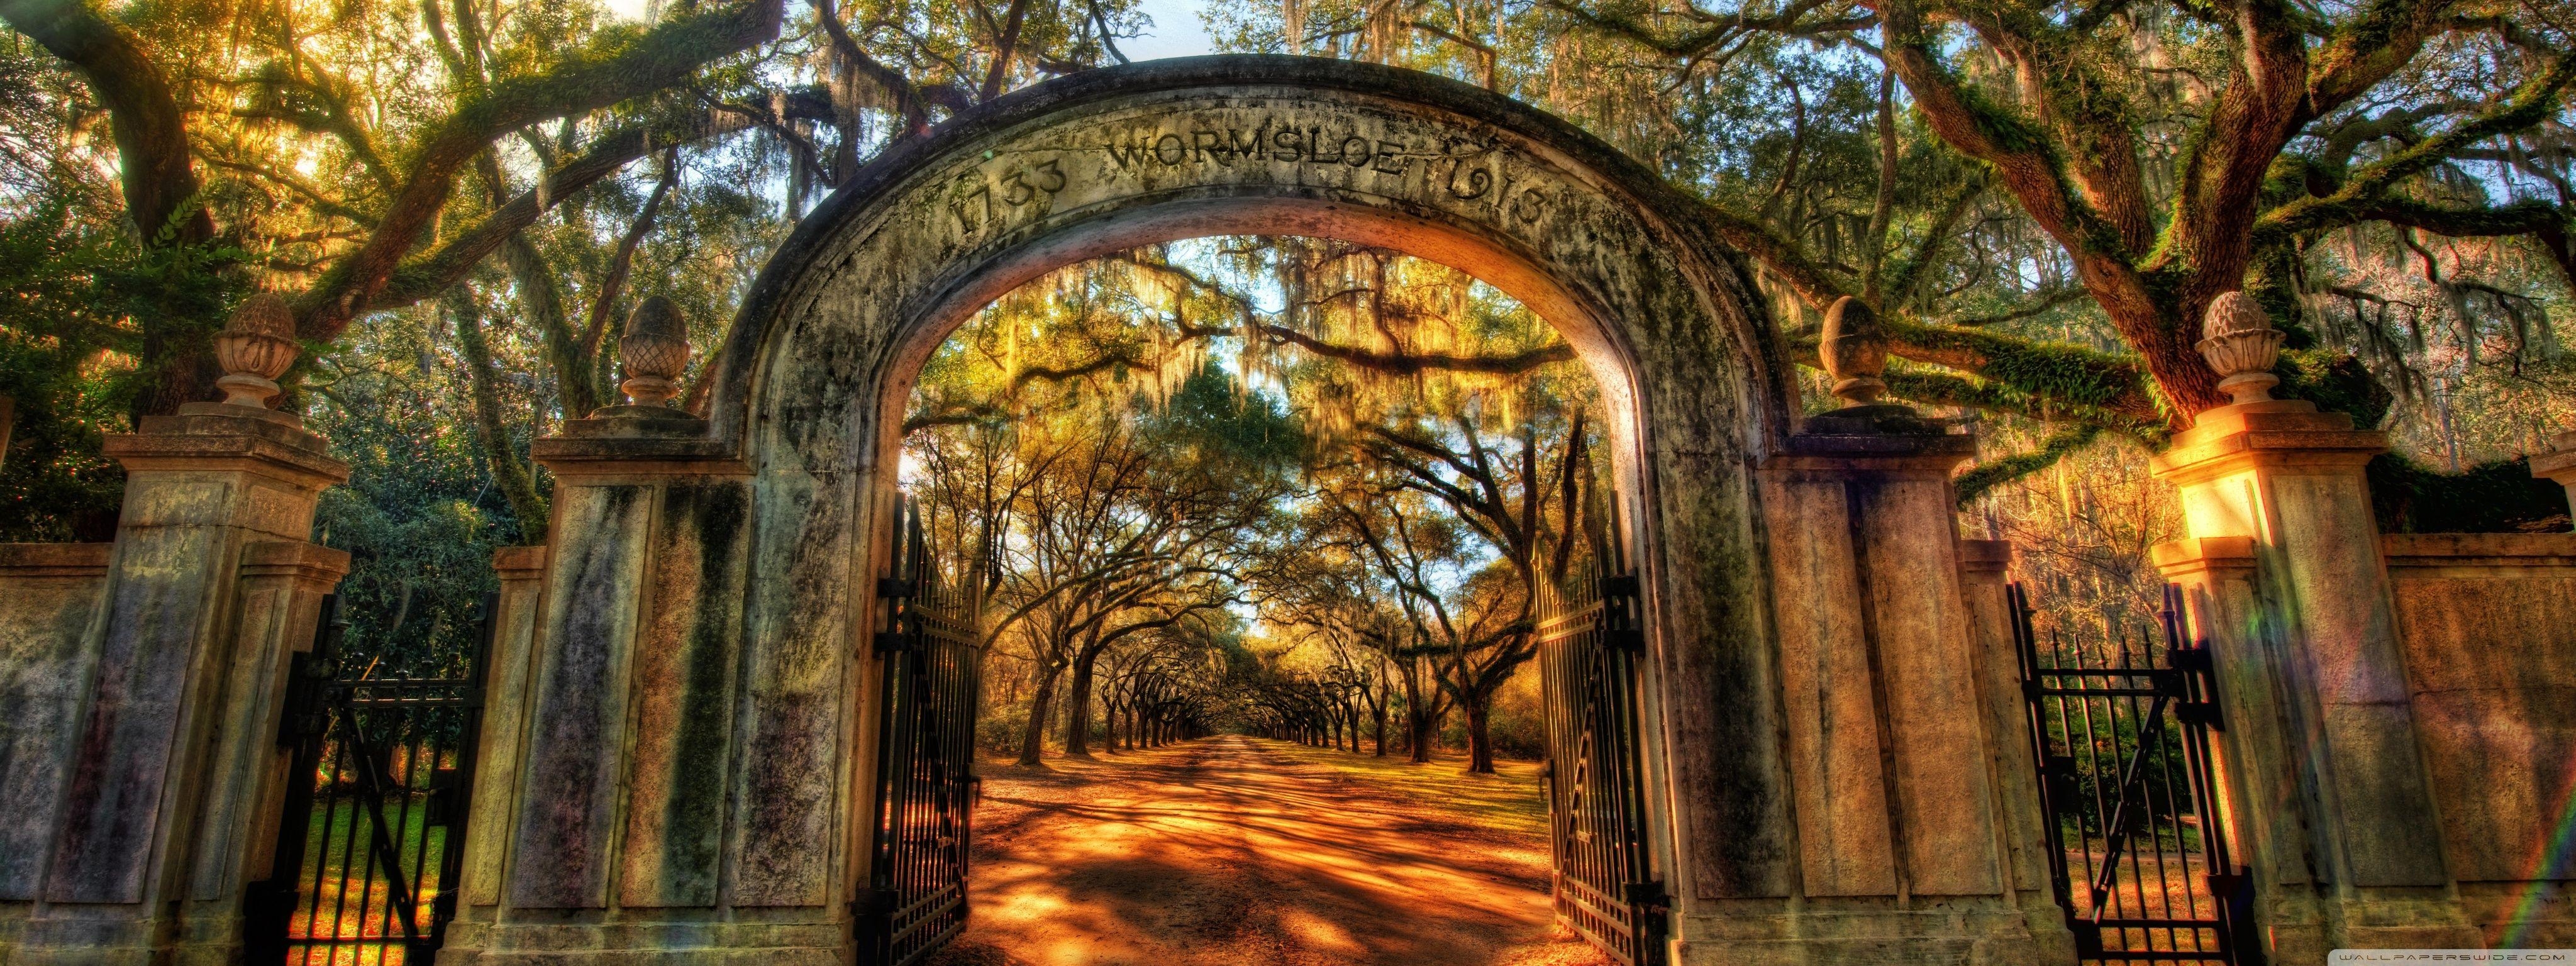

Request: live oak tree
left=1257, top=553, right=1402, bottom=755
left=1100, top=635, right=1233, bottom=750
left=908, top=265, right=1305, bottom=763
left=906, top=240, right=1611, bottom=766
left=1211, top=0, right=2576, bottom=505
left=0, top=0, right=1150, bottom=543
left=0, top=0, right=785, bottom=409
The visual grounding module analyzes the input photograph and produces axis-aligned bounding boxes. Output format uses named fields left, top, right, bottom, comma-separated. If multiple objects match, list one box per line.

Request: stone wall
left=0, top=405, right=347, bottom=966
left=0, top=543, right=114, bottom=926
left=2382, top=533, right=2576, bottom=948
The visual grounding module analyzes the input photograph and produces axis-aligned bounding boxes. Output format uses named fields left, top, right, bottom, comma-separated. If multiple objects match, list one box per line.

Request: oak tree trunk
left=1017, top=664, right=1061, bottom=765
left=1062, top=650, right=1099, bottom=757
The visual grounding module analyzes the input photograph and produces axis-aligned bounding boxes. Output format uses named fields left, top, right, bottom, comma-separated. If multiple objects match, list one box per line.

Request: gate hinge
left=1626, top=879, right=1674, bottom=935
left=873, top=630, right=914, bottom=655
left=240, top=877, right=296, bottom=958
left=2041, top=755, right=2080, bottom=796
left=1601, top=574, right=1641, bottom=599
left=855, top=886, right=899, bottom=916
left=275, top=652, right=335, bottom=747
left=2205, top=869, right=2247, bottom=898
left=1625, top=879, right=1670, bottom=910
left=852, top=885, right=899, bottom=943
left=2167, top=646, right=2226, bottom=731
left=2177, top=701, right=2226, bottom=731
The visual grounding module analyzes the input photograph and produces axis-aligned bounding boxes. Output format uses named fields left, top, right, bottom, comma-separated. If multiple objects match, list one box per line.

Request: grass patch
left=1252, top=740, right=1550, bottom=839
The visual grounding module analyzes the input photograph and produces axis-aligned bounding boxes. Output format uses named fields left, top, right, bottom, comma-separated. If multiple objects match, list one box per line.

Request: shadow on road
left=922, top=735, right=1608, bottom=966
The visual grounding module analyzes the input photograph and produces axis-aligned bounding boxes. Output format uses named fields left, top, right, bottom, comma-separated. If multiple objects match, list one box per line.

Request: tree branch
left=0, top=0, right=211, bottom=245
left=296, top=0, right=784, bottom=340
left=366, top=112, right=747, bottom=312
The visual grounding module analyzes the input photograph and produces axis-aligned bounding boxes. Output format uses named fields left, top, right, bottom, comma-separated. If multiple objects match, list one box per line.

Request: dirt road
left=923, top=735, right=1608, bottom=966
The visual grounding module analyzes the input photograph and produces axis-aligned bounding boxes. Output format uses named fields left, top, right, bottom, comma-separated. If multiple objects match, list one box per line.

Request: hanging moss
left=1884, top=318, right=2157, bottom=418
left=2276, top=348, right=2390, bottom=427
left=2369, top=454, right=2572, bottom=533
left=1882, top=366, right=2160, bottom=440
left=1954, top=423, right=2102, bottom=507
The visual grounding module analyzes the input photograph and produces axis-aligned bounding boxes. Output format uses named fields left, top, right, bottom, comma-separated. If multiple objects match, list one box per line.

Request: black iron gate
left=245, top=592, right=494, bottom=965
left=859, top=499, right=983, bottom=966
left=1537, top=514, right=1667, bottom=966
left=2012, top=583, right=2258, bottom=965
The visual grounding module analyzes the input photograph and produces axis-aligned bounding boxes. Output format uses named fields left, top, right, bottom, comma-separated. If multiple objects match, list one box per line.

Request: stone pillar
left=1736, top=298, right=2067, bottom=965
left=2, top=297, right=351, bottom=965
left=1957, top=540, right=2078, bottom=965
left=441, top=300, right=808, bottom=964
left=2535, top=430, right=2576, bottom=527
left=2149, top=294, right=2479, bottom=963
left=447, top=545, right=547, bottom=948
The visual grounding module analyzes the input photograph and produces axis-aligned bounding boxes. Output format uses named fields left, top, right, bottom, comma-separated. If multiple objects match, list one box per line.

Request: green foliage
left=2278, top=348, right=2395, bottom=429
left=311, top=311, right=526, bottom=677
left=1139, top=364, right=1307, bottom=470
left=0, top=197, right=242, bottom=540
left=2368, top=453, right=2572, bottom=534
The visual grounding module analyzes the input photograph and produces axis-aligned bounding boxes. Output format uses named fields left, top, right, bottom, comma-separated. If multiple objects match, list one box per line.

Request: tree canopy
left=4, top=0, right=2571, bottom=754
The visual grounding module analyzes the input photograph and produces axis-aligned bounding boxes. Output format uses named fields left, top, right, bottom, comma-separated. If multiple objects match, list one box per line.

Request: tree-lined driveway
left=926, top=736, right=1607, bottom=966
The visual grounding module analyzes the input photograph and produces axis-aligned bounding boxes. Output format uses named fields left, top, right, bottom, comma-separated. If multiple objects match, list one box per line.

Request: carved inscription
left=1102, top=119, right=1554, bottom=224
left=950, top=158, right=1069, bottom=234
left=945, top=118, right=1562, bottom=240
left=1103, top=125, right=1420, bottom=175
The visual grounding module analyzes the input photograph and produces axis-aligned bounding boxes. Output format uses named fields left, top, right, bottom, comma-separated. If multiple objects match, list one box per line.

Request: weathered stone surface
left=449, top=55, right=2059, bottom=966
left=459, top=546, right=548, bottom=912
left=2153, top=400, right=2485, bottom=963
left=617, top=482, right=752, bottom=908
left=2531, top=431, right=2575, bottom=523
left=692, top=57, right=1790, bottom=921
left=1757, top=472, right=1897, bottom=897
left=2153, top=535, right=2329, bottom=906
left=508, top=484, right=654, bottom=909
left=0, top=544, right=112, bottom=901
left=45, top=524, right=229, bottom=903
left=1855, top=477, right=2001, bottom=899
left=1958, top=541, right=2077, bottom=965
left=1749, top=428, right=2050, bottom=962
left=2382, top=533, right=2576, bottom=947
left=443, top=54, right=1794, bottom=963
left=0, top=408, right=346, bottom=966
left=47, top=414, right=345, bottom=911
left=187, top=541, right=348, bottom=904
left=724, top=467, right=854, bottom=909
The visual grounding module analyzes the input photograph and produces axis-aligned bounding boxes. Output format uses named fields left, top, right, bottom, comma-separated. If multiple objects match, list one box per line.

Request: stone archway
left=444, top=55, right=2067, bottom=966
left=706, top=50, right=1794, bottom=925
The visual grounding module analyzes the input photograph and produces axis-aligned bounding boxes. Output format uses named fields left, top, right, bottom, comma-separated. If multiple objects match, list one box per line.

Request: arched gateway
left=441, top=56, right=2070, bottom=966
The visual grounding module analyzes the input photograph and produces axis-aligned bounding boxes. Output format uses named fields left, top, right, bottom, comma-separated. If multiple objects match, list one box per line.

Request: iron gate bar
left=1538, top=497, right=1666, bottom=966
left=341, top=716, right=425, bottom=945
left=862, top=497, right=982, bottom=966
left=245, top=591, right=496, bottom=965
left=2011, top=582, right=2260, bottom=966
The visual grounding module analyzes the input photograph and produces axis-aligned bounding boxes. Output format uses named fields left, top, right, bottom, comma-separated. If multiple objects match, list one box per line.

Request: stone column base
left=1674, top=900, right=2053, bottom=966
left=2259, top=890, right=2487, bottom=965
left=1, top=908, right=253, bottom=966
left=436, top=918, right=848, bottom=966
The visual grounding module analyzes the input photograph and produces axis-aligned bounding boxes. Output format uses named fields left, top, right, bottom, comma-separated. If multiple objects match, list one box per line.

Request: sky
left=599, top=0, right=1219, bottom=60
left=1124, top=0, right=1219, bottom=60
